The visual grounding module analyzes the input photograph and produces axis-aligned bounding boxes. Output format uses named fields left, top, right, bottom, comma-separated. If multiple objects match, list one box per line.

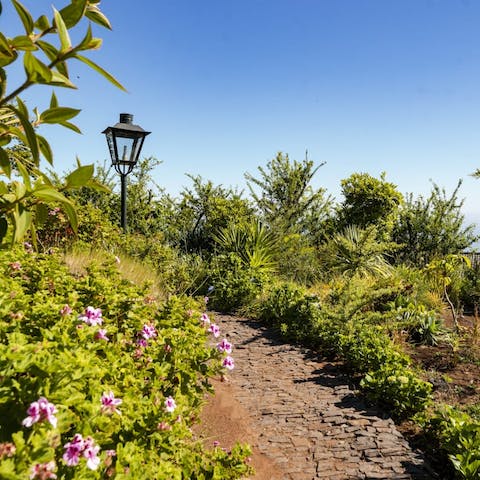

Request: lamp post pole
left=102, top=113, right=151, bottom=233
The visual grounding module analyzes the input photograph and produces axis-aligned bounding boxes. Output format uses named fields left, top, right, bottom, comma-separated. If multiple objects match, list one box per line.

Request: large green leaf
left=75, top=54, right=126, bottom=91
left=24, top=51, right=52, bottom=83
left=6, top=103, right=39, bottom=165
left=0, top=33, right=17, bottom=67
left=36, top=40, right=59, bottom=62
left=65, top=164, right=94, bottom=188
left=58, top=120, right=81, bottom=133
left=12, top=204, right=32, bottom=243
left=12, top=0, right=34, bottom=35
left=53, top=7, right=72, bottom=52
left=59, top=0, right=88, bottom=29
left=40, top=107, right=80, bottom=124
left=49, top=70, right=75, bottom=89
left=34, top=15, right=50, bottom=31
left=61, top=200, right=78, bottom=233
left=37, top=135, right=53, bottom=165
left=32, top=185, right=70, bottom=203
left=10, top=35, right=36, bottom=51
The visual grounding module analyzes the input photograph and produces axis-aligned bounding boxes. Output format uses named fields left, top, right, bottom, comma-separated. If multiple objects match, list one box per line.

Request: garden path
left=199, top=313, right=438, bottom=480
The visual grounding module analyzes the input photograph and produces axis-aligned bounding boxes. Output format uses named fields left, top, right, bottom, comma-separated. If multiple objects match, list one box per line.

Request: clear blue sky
left=2, top=0, right=480, bottom=224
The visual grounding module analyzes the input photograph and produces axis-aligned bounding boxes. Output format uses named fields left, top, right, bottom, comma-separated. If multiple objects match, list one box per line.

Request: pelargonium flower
left=60, top=304, right=72, bottom=316
left=83, top=441, right=101, bottom=470
left=200, top=313, right=210, bottom=326
left=216, top=338, right=233, bottom=354
left=222, top=356, right=235, bottom=371
left=140, top=324, right=157, bottom=340
left=136, top=338, right=148, bottom=348
left=101, top=391, right=122, bottom=415
left=30, top=460, right=57, bottom=479
left=78, top=306, right=102, bottom=326
left=0, top=442, right=16, bottom=459
left=22, top=397, right=57, bottom=428
left=9, top=261, right=21, bottom=271
left=63, top=434, right=85, bottom=466
left=208, top=323, right=220, bottom=338
left=164, top=396, right=176, bottom=413
left=63, top=434, right=101, bottom=470
left=95, top=329, right=109, bottom=341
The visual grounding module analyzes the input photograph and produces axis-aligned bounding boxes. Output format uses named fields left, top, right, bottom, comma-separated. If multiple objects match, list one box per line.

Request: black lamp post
left=102, top=113, right=151, bottom=232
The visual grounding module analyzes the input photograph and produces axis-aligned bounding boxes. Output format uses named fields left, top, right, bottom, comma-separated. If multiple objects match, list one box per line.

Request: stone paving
left=215, top=314, right=438, bottom=480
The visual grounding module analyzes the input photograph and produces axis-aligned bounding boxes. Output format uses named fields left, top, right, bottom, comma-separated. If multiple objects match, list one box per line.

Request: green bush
left=0, top=247, right=252, bottom=479
left=425, top=406, right=480, bottom=480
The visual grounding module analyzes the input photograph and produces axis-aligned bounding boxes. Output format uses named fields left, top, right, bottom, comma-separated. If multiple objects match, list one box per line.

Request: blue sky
left=2, top=0, right=480, bottom=224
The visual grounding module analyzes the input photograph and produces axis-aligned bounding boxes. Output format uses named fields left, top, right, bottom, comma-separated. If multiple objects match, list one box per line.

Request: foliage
left=213, top=220, right=278, bottom=275
left=207, top=252, right=269, bottom=313
left=245, top=152, right=333, bottom=243
left=391, top=181, right=477, bottom=266
left=336, top=172, right=403, bottom=238
left=425, top=406, right=480, bottom=480
left=0, top=246, right=252, bottom=479
left=174, top=175, right=255, bottom=254
left=0, top=0, right=123, bottom=246
left=318, top=225, right=394, bottom=279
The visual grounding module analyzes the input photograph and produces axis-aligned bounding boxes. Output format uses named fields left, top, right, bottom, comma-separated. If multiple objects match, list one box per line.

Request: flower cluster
left=63, top=434, right=100, bottom=470
left=95, top=329, right=109, bottom=341
left=30, top=461, right=57, bottom=479
left=78, top=306, right=103, bottom=326
left=101, top=391, right=122, bottom=415
left=137, top=323, right=157, bottom=347
left=200, top=314, right=235, bottom=371
left=22, top=397, right=57, bottom=428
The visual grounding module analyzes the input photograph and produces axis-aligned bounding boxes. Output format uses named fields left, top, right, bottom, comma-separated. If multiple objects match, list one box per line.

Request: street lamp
left=102, top=113, right=151, bottom=232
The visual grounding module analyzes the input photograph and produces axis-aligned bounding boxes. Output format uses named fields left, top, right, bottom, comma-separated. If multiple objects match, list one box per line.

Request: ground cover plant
left=0, top=246, right=252, bottom=479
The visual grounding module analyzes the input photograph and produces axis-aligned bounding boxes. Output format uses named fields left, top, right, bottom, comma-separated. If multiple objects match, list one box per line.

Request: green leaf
left=12, top=204, right=32, bottom=243
left=35, top=203, right=48, bottom=228
left=75, top=54, right=126, bottom=91
left=14, top=156, right=32, bottom=189
left=33, top=185, right=70, bottom=203
left=0, top=33, right=17, bottom=67
left=61, top=199, right=78, bottom=233
left=24, top=51, right=52, bottom=83
left=6, top=103, right=39, bottom=165
left=35, top=15, right=50, bottom=31
left=37, top=40, right=59, bottom=62
left=58, top=120, right=81, bottom=133
left=40, top=107, right=80, bottom=124
left=53, top=7, right=72, bottom=52
left=37, top=135, right=53, bottom=165
left=10, top=35, right=36, bottom=51
left=12, top=0, right=34, bottom=34
left=49, top=70, right=75, bottom=89
left=0, top=147, right=11, bottom=177
left=60, top=0, right=88, bottom=29
left=65, top=164, right=94, bottom=188
left=50, top=92, right=59, bottom=108
left=55, top=60, right=69, bottom=78
left=85, top=5, right=112, bottom=29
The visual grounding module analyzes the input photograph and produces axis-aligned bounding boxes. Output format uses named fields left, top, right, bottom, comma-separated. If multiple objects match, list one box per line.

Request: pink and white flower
left=101, top=391, right=122, bottom=415
left=63, top=434, right=101, bottom=470
left=208, top=323, right=220, bottom=338
left=22, top=397, right=57, bottom=428
left=200, top=313, right=211, bottom=326
left=78, top=306, right=103, bottom=326
left=95, top=329, right=109, bottom=341
left=216, top=338, right=232, bottom=354
left=222, top=356, right=235, bottom=371
left=140, top=324, right=157, bottom=340
left=164, top=396, right=176, bottom=413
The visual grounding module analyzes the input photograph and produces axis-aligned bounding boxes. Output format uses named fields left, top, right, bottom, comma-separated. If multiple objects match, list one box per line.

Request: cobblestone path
left=215, top=314, right=436, bottom=480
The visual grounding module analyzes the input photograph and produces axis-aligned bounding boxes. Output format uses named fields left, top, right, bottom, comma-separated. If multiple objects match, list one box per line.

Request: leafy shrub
left=425, top=406, right=480, bottom=480
left=253, top=282, right=321, bottom=343
left=360, top=365, right=432, bottom=419
left=0, top=247, right=252, bottom=479
left=208, top=253, right=269, bottom=313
